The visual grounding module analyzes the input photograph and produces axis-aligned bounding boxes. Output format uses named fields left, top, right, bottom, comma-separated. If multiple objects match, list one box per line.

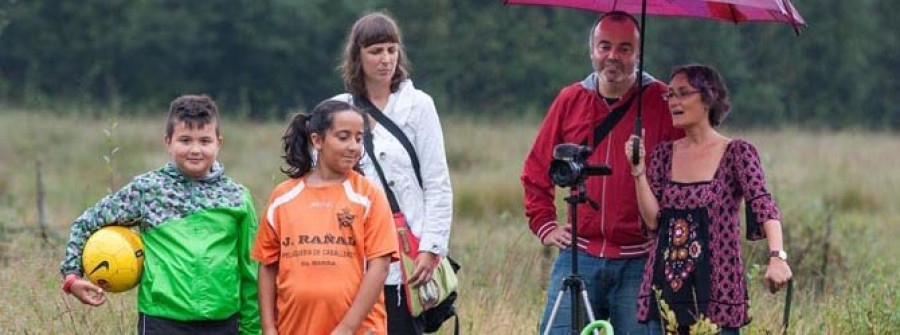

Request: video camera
left=548, top=143, right=612, bottom=187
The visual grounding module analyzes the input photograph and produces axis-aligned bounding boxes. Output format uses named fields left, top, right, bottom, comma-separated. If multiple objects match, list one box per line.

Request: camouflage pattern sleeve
left=59, top=180, right=145, bottom=277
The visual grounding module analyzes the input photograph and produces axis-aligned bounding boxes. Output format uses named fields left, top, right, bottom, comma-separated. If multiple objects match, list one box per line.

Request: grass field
left=0, top=110, right=898, bottom=334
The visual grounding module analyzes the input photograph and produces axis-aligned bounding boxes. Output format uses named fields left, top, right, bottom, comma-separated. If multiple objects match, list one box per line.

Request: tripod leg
left=580, top=288, right=597, bottom=322
left=579, top=289, right=599, bottom=335
left=543, top=288, right=568, bottom=335
left=546, top=276, right=599, bottom=335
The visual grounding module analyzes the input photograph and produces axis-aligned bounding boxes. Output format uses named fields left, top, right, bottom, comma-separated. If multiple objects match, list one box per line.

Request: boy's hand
left=69, top=279, right=107, bottom=306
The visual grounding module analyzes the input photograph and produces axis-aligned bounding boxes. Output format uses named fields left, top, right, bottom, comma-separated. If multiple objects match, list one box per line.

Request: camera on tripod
left=542, top=143, right=613, bottom=335
left=548, top=143, right=612, bottom=187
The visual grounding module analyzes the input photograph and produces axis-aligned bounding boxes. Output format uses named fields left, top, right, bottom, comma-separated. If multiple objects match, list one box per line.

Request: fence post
left=35, top=159, right=50, bottom=244
left=818, top=210, right=833, bottom=294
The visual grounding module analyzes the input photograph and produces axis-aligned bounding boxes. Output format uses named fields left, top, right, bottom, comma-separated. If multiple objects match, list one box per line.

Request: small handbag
left=356, top=95, right=460, bottom=333
left=392, top=212, right=459, bottom=317
left=421, top=257, right=460, bottom=333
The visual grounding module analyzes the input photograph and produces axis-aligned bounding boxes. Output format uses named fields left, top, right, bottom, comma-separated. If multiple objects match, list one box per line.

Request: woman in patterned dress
left=625, top=64, right=793, bottom=334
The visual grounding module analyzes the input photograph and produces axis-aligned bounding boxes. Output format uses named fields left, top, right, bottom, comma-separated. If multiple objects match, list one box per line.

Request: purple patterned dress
left=636, top=139, right=781, bottom=329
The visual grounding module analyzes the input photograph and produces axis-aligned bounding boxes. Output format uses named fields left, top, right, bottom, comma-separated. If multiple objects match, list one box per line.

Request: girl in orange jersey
left=252, top=100, right=398, bottom=335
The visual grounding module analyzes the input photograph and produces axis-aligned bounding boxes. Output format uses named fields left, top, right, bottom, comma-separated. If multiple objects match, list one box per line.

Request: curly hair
left=165, top=94, right=220, bottom=138
left=670, top=64, right=731, bottom=127
left=339, top=12, right=410, bottom=97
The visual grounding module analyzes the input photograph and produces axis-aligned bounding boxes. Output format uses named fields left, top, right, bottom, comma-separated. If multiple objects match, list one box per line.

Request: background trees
left=0, top=0, right=896, bottom=128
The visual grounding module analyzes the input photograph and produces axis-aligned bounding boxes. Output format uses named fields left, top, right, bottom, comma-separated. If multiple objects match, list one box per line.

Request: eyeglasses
left=662, top=90, right=700, bottom=101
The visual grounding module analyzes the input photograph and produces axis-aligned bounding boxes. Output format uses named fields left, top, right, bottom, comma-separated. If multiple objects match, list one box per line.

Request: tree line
left=1, top=0, right=897, bottom=128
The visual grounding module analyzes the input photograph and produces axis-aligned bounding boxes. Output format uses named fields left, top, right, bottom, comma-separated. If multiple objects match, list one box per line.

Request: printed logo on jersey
left=337, top=207, right=355, bottom=229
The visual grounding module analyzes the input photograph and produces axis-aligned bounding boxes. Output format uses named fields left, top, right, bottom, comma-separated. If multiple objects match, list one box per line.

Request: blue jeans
left=539, top=249, right=648, bottom=335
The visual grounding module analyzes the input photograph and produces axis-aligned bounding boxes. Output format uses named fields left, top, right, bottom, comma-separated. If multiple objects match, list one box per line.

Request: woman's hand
left=624, top=132, right=646, bottom=177
left=408, top=252, right=440, bottom=288
left=764, top=258, right=793, bottom=293
left=69, top=278, right=106, bottom=306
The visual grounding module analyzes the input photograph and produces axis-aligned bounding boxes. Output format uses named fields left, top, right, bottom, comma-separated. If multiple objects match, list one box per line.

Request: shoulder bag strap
left=354, top=95, right=424, bottom=189
left=586, top=92, right=639, bottom=148
left=364, top=129, right=402, bottom=213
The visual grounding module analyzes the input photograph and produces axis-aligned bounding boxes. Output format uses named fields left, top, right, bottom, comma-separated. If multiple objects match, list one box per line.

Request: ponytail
left=281, top=112, right=313, bottom=178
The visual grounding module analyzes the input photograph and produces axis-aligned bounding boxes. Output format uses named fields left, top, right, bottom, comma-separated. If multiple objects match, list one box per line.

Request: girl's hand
left=764, top=258, right=793, bottom=293
left=70, top=278, right=106, bottom=306
left=624, top=132, right=646, bottom=177
left=329, top=323, right=355, bottom=335
left=408, top=252, right=440, bottom=288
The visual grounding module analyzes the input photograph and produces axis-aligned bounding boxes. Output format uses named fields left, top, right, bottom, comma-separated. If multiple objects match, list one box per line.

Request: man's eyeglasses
left=662, top=90, right=700, bottom=101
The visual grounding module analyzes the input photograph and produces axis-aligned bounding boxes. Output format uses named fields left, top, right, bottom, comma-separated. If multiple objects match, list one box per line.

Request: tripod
left=543, top=183, right=601, bottom=335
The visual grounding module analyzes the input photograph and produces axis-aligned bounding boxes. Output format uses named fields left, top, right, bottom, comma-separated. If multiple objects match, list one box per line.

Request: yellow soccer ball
left=82, top=226, right=144, bottom=293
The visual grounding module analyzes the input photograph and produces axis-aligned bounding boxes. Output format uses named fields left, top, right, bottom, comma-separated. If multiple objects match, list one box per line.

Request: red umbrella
left=504, top=0, right=806, bottom=165
left=504, top=0, right=805, bottom=32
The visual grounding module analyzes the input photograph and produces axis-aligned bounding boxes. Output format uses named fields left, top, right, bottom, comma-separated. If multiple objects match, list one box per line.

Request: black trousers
left=385, top=285, right=425, bottom=335
left=137, top=312, right=238, bottom=335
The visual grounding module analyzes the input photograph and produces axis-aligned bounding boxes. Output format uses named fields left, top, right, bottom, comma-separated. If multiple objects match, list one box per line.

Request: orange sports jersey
left=252, top=171, right=398, bottom=335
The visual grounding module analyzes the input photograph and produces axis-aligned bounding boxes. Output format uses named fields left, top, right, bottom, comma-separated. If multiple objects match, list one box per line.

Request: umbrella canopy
left=504, top=0, right=805, bottom=33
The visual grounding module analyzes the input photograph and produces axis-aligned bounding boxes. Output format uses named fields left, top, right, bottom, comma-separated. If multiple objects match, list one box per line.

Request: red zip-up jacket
left=522, top=72, right=683, bottom=258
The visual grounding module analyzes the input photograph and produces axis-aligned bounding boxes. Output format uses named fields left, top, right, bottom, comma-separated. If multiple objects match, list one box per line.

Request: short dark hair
left=165, top=94, right=220, bottom=138
left=281, top=100, right=368, bottom=179
left=670, top=64, right=731, bottom=127
left=589, top=11, right=641, bottom=48
left=339, top=12, right=410, bottom=97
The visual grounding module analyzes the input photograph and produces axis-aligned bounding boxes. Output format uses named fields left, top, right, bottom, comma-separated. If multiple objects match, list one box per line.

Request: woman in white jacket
left=333, top=12, right=453, bottom=335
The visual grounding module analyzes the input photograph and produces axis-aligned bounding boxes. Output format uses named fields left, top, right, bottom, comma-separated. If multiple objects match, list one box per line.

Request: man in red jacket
left=521, top=11, right=682, bottom=334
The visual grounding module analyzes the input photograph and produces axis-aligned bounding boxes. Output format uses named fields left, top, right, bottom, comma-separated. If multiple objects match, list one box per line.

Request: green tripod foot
left=581, top=320, right=614, bottom=335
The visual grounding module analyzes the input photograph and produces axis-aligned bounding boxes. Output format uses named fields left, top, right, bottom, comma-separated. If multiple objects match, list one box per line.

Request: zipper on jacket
left=599, top=135, right=613, bottom=257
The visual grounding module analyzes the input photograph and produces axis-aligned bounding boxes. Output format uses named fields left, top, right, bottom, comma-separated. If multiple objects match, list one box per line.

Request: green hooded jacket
left=61, top=162, right=260, bottom=334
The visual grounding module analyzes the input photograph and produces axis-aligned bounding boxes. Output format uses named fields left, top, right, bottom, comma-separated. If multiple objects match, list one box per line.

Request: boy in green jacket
left=59, top=94, right=260, bottom=334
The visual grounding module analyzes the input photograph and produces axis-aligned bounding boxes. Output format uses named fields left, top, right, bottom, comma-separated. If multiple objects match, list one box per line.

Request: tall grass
left=0, top=111, right=897, bottom=334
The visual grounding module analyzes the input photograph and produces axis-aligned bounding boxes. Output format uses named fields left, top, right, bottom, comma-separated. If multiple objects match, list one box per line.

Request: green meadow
left=0, top=111, right=898, bottom=334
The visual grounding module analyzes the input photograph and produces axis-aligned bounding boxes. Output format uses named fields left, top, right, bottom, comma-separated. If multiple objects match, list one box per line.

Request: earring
left=312, top=150, right=320, bottom=170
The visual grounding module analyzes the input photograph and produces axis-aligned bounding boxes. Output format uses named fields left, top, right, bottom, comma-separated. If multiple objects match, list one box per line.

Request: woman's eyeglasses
left=662, top=90, right=700, bottom=101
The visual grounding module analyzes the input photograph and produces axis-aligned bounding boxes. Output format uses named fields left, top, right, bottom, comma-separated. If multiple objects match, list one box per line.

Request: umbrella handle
left=782, top=279, right=793, bottom=335
left=631, top=116, right=642, bottom=165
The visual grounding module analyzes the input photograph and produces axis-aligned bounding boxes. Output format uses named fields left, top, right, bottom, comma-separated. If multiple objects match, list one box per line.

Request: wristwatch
left=768, top=250, right=788, bottom=261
